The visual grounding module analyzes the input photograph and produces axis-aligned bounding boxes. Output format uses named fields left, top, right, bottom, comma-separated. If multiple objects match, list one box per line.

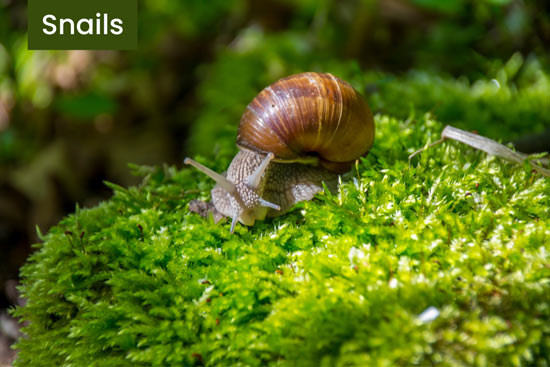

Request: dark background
left=1, top=0, right=549, bottom=364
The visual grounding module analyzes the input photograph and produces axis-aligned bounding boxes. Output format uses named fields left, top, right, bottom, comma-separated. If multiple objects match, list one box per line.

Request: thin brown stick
left=409, top=125, right=550, bottom=177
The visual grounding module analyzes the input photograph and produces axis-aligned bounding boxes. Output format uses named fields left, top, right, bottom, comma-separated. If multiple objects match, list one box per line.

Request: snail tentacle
left=258, top=198, right=281, bottom=211
left=184, top=158, right=236, bottom=194
left=230, top=215, right=238, bottom=233
left=247, top=152, right=274, bottom=189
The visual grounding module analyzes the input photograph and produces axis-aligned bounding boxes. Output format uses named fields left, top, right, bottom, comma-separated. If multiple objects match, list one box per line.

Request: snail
left=185, top=72, right=375, bottom=232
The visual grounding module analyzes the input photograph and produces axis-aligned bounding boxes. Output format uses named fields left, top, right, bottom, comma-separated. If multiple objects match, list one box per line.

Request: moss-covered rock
left=14, top=111, right=550, bottom=366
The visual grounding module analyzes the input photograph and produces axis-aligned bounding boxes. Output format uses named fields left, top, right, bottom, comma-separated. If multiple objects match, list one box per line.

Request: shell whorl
left=237, top=72, right=374, bottom=173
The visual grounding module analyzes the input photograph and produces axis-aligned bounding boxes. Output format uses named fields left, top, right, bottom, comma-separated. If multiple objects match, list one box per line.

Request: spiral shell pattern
left=237, top=72, right=374, bottom=172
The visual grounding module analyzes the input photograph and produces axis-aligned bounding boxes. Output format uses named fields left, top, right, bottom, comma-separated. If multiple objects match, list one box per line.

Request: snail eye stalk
left=184, top=158, right=236, bottom=193
left=247, top=152, right=274, bottom=189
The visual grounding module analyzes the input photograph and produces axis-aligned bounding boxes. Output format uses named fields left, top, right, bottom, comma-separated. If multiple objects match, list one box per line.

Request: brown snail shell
left=237, top=72, right=374, bottom=173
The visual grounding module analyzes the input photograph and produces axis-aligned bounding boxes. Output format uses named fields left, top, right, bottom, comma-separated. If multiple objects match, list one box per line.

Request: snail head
left=184, top=152, right=280, bottom=232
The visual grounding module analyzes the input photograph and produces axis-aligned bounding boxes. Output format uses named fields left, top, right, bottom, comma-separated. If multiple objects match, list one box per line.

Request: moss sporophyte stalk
left=13, top=110, right=550, bottom=366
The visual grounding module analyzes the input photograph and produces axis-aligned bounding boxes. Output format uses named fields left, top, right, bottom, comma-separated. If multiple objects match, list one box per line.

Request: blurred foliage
left=188, top=33, right=549, bottom=158
left=1, top=0, right=550, bottom=363
left=369, top=54, right=550, bottom=140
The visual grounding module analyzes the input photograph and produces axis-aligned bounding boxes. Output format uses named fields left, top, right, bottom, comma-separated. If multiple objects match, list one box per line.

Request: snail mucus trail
left=185, top=72, right=375, bottom=233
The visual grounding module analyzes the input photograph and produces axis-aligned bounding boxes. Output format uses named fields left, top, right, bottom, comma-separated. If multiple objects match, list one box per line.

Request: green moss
left=14, top=109, right=550, bottom=366
left=368, top=53, right=550, bottom=141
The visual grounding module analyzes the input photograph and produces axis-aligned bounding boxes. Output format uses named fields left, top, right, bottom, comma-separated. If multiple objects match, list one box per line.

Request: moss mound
left=14, top=110, right=550, bottom=366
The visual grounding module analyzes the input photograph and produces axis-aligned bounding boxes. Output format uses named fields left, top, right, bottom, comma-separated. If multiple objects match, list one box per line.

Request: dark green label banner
left=28, top=0, right=137, bottom=50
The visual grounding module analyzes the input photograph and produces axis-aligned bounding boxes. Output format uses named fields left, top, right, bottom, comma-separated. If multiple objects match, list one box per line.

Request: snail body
left=185, top=72, right=374, bottom=232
